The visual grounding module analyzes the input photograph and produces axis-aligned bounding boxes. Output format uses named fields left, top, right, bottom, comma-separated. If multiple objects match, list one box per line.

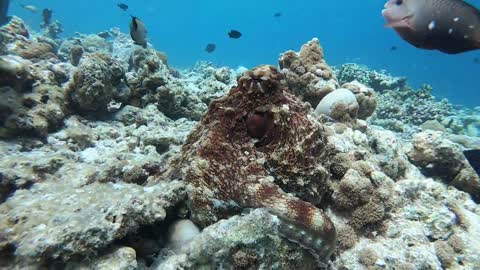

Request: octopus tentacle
left=250, top=182, right=336, bottom=262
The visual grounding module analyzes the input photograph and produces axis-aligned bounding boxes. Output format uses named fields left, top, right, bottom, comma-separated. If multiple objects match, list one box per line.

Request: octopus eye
left=395, top=0, right=403, bottom=5
left=246, top=112, right=274, bottom=140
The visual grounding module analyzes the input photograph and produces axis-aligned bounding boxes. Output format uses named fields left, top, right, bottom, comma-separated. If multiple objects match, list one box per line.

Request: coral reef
left=0, top=83, right=66, bottom=138
left=183, top=61, right=238, bottom=105
left=65, top=52, right=128, bottom=113
left=336, top=63, right=407, bottom=92
left=314, top=88, right=359, bottom=122
left=155, top=209, right=319, bottom=269
left=342, top=80, right=377, bottom=120
left=1, top=17, right=58, bottom=61
left=372, top=84, right=453, bottom=128
left=408, top=130, right=480, bottom=201
left=126, top=48, right=207, bottom=120
left=279, top=38, right=338, bottom=108
left=1, top=15, right=480, bottom=270
left=153, top=65, right=337, bottom=263
left=58, top=33, right=112, bottom=62
left=0, top=180, right=185, bottom=267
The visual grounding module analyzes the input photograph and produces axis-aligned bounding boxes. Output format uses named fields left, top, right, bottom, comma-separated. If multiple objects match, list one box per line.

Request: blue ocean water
left=11, top=0, right=480, bottom=107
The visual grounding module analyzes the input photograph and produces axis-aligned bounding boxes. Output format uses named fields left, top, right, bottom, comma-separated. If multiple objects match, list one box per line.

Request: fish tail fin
left=464, top=149, right=480, bottom=177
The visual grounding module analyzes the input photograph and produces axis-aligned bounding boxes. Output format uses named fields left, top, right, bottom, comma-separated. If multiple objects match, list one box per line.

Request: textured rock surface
left=126, top=48, right=207, bottom=120
left=342, top=80, right=377, bottom=120
left=408, top=131, right=480, bottom=201
left=314, top=88, right=359, bottom=122
left=65, top=246, right=138, bottom=270
left=1, top=17, right=58, bottom=62
left=0, top=180, right=186, bottom=267
left=156, top=209, right=319, bottom=270
left=333, top=177, right=480, bottom=269
left=279, top=38, right=338, bottom=108
left=66, top=52, right=128, bottom=113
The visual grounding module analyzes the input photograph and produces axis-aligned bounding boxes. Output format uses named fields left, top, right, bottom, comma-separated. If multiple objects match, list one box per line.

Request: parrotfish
left=382, top=0, right=480, bottom=54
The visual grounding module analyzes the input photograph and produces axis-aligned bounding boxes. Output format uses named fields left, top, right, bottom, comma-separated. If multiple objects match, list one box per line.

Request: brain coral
left=155, top=65, right=336, bottom=263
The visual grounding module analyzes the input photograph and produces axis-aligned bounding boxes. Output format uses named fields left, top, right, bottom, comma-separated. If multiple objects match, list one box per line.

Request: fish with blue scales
left=382, top=0, right=480, bottom=54
left=151, top=65, right=336, bottom=266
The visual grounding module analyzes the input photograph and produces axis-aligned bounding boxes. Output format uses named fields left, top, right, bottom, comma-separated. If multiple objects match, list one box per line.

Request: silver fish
left=20, top=4, right=38, bottom=13
left=129, top=16, right=147, bottom=48
left=382, top=0, right=480, bottom=54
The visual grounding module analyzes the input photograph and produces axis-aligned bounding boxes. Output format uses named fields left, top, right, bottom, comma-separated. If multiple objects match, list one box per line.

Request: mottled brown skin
left=158, top=65, right=336, bottom=262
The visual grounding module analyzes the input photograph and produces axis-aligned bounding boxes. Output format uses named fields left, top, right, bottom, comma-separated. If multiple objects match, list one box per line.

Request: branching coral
left=336, top=63, right=406, bottom=93
left=372, top=84, right=452, bottom=127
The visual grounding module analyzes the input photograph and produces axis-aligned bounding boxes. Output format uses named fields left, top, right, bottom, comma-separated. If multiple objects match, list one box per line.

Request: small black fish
left=464, top=149, right=480, bottom=176
left=205, top=43, right=216, bottom=53
left=391, top=45, right=397, bottom=51
left=474, top=57, right=479, bottom=63
left=228, top=30, right=242, bottom=39
left=0, top=0, right=10, bottom=26
left=274, top=12, right=282, bottom=17
left=42, top=8, right=52, bottom=26
left=117, top=3, right=128, bottom=11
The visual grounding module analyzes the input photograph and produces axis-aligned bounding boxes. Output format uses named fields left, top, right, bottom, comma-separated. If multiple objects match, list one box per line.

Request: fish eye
left=396, top=0, right=403, bottom=5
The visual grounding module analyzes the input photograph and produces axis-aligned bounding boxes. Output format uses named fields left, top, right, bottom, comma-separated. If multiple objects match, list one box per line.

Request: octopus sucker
left=154, top=65, right=336, bottom=264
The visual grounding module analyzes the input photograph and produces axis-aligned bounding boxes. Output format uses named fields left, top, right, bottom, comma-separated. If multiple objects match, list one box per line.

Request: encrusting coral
left=65, top=52, right=128, bottom=113
left=408, top=130, right=480, bottom=201
left=152, top=65, right=337, bottom=264
left=342, top=80, right=377, bottom=120
left=279, top=38, right=338, bottom=108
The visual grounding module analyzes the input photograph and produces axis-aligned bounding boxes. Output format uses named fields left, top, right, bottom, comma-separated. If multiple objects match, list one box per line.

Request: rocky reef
left=0, top=16, right=480, bottom=270
left=279, top=38, right=338, bottom=108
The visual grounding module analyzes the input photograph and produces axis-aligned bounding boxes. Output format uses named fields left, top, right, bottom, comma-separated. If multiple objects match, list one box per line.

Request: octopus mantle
left=160, top=65, right=336, bottom=262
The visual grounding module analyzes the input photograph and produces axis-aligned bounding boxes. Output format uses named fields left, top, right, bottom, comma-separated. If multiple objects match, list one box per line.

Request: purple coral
left=154, top=65, right=336, bottom=264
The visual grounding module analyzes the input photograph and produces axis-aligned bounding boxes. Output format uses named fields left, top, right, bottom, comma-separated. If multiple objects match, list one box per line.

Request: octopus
left=155, top=65, right=336, bottom=264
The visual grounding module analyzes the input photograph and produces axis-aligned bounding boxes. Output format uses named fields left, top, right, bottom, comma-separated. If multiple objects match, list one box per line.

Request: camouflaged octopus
left=159, top=65, right=336, bottom=262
